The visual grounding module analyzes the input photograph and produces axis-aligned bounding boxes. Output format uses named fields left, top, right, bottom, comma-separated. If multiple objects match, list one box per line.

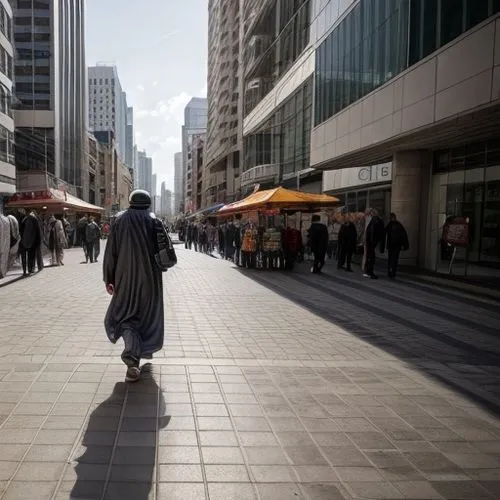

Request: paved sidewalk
left=0, top=245, right=499, bottom=499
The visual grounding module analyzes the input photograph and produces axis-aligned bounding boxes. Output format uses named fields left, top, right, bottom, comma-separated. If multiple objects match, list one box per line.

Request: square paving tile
left=250, top=465, right=296, bottom=482
left=25, top=445, right=72, bottom=462
left=157, top=482, right=206, bottom=500
left=199, top=431, right=238, bottom=446
left=159, top=464, right=203, bottom=482
left=158, top=446, right=201, bottom=464
left=257, top=483, right=305, bottom=499
left=208, top=482, right=257, bottom=500
left=205, top=464, right=249, bottom=482
left=3, top=481, right=57, bottom=500
left=202, top=446, right=244, bottom=464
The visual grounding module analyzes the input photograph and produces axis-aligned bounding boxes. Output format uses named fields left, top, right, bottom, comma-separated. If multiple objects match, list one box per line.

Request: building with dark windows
left=173, top=151, right=182, bottom=214
left=0, top=0, right=15, bottom=199
left=88, top=65, right=127, bottom=164
left=182, top=97, right=207, bottom=213
left=311, top=0, right=500, bottom=280
left=241, top=0, right=320, bottom=195
left=205, top=0, right=241, bottom=208
left=13, top=0, right=87, bottom=200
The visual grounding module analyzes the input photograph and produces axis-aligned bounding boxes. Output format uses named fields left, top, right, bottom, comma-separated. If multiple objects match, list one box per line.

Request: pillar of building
left=391, top=151, right=432, bottom=267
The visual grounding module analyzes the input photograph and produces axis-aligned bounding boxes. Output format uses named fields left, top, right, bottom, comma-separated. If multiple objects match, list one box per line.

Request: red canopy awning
left=6, top=188, right=104, bottom=213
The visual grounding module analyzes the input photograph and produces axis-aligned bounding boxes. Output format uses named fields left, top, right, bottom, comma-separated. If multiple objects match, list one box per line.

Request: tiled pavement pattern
left=0, top=246, right=499, bottom=499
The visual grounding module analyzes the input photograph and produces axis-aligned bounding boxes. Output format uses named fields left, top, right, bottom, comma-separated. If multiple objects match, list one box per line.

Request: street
left=0, top=245, right=499, bottom=500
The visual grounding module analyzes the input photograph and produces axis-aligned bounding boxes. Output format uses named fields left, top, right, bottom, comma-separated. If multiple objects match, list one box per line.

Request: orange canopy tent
left=217, top=187, right=339, bottom=217
left=5, top=188, right=104, bottom=214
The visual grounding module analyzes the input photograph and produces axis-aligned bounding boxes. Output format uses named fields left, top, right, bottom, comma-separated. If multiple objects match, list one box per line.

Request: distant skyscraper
left=160, top=181, right=172, bottom=217
left=125, top=107, right=134, bottom=170
left=173, top=152, right=182, bottom=214
left=13, top=0, right=87, bottom=199
left=182, top=98, right=207, bottom=213
left=136, top=150, right=152, bottom=194
left=88, top=65, right=127, bottom=162
left=152, top=173, right=157, bottom=197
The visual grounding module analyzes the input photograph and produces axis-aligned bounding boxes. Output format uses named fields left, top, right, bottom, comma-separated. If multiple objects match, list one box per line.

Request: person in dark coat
left=85, top=217, right=101, bottom=263
left=364, top=208, right=385, bottom=279
left=307, top=215, right=329, bottom=274
left=103, top=190, right=164, bottom=383
left=337, top=214, right=357, bottom=272
left=19, top=210, right=42, bottom=275
left=385, top=213, right=409, bottom=278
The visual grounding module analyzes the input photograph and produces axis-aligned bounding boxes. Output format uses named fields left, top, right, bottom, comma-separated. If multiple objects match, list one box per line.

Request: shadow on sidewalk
left=70, top=365, right=169, bottom=500
left=235, top=267, right=500, bottom=418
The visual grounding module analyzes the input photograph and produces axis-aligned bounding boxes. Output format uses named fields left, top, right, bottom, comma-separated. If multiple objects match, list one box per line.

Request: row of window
left=89, top=78, right=115, bottom=86
left=244, top=77, right=313, bottom=175
left=0, top=84, right=12, bottom=117
left=0, top=125, right=15, bottom=165
left=14, top=32, right=51, bottom=43
left=0, top=3, right=12, bottom=43
left=244, top=0, right=311, bottom=117
left=17, top=1, right=51, bottom=9
left=409, top=0, right=500, bottom=65
left=314, top=0, right=409, bottom=126
left=314, top=0, right=500, bottom=127
left=0, top=45, right=12, bottom=80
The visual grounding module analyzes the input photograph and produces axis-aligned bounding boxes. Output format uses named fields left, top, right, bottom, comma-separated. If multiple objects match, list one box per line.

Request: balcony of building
left=240, top=163, right=279, bottom=188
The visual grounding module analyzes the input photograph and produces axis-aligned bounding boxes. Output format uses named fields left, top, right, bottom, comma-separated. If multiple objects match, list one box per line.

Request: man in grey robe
left=103, top=190, right=164, bottom=382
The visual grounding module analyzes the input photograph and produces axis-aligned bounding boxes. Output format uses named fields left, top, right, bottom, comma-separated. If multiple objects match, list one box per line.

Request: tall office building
left=125, top=106, right=134, bottom=170
left=205, top=0, right=242, bottom=207
left=173, top=151, right=182, bottom=213
left=310, top=0, right=500, bottom=279
left=241, top=0, right=316, bottom=197
left=88, top=65, right=127, bottom=162
left=0, top=0, right=14, bottom=198
left=160, top=181, right=172, bottom=218
left=152, top=173, right=157, bottom=197
left=182, top=97, right=207, bottom=213
left=13, top=0, right=88, bottom=199
left=136, top=149, right=153, bottom=194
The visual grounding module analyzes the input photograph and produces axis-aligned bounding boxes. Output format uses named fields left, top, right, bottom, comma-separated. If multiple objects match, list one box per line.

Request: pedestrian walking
left=327, top=219, right=341, bottom=259
left=7, top=214, right=20, bottom=270
left=307, top=215, right=329, bottom=274
left=19, top=210, right=43, bottom=275
left=77, top=215, right=89, bottom=261
left=48, top=215, right=67, bottom=266
left=337, top=214, right=357, bottom=272
left=385, top=213, right=409, bottom=279
left=85, top=217, right=101, bottom=263
left=0, top=212, right=9, bottom=279
left=363, top=208, right=385, bottom=279
left=103, top=190, right=165, bottom=382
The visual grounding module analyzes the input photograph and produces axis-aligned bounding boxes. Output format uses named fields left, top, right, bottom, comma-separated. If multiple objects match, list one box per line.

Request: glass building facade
left=314, top=0, right=500, bottom=126
left=244, top=0, right=311, bottom=116
left=0, top=0, right=14, bottom=195
left=244, top=77, right=313, bottom=176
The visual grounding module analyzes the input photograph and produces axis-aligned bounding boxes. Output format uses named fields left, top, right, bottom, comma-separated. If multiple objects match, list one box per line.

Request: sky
left=85, top=0, right=208, bottom=193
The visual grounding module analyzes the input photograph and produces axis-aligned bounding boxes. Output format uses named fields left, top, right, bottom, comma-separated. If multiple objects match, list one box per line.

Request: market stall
left=5, top=188, right=104, bottom=215
left=216, top=187, right=339, bottom=270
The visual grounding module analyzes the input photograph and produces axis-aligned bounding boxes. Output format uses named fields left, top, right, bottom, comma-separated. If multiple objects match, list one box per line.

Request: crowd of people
left=0, top=210, right=114, bottom=279
left=178, top=207, right=409, bottom=279
left=309, top=208, right=409, bottom=279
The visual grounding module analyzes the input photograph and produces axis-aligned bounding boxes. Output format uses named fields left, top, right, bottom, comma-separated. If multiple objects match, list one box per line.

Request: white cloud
left=199, top=84, right=207, bottom=97
left=135, top=92, right=191, bottom=125
left=152, top=30, right=180, bottom=46
left=152, top=81, right=158, bottom=87
left=137, top=84, right=145, bottom=92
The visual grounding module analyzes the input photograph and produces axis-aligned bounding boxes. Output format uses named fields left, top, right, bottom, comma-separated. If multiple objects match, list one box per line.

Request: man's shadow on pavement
left=70, top=364, right=170, bottom=500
